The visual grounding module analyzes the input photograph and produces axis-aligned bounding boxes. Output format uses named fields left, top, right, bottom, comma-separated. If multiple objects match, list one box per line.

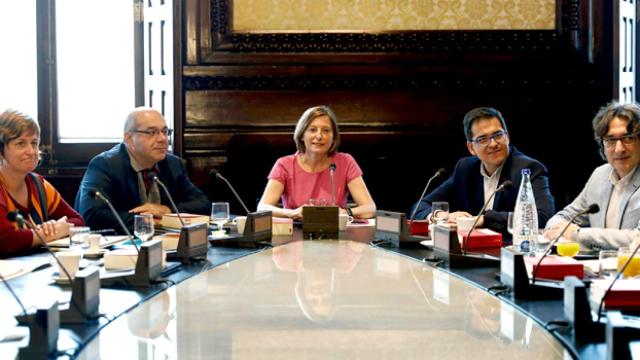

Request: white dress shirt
left=480, top=163, right=503, bottom=210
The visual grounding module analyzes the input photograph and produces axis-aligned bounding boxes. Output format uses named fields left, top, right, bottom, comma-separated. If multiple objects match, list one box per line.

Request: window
left=619, top=0, right=636, bottom=103
left=0, top=0, right=175, bottom=165
left=56, top=0, right=136, bottom=143
left=0, top=1, right=38, bottom=119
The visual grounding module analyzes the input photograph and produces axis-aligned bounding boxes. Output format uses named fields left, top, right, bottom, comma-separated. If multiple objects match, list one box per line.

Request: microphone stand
left=407, top=168, right=445, bottom=233
left=0, top=271, right=28, bottom=317
left=90, top=190, right=139, bottom=252
left=12, top=214, right=74, bottom=283
left=150, top=173, right=185, bottom=226
left=596, top=240, right=640, bottom=322
left=500, top=204, right=598, bottom=299
left=89, top=190, right=163, bottom=287
left=531, top=204, right=598, bottom=284
left=150, top=174, right=207, bottom=263
left=208, top=169, right=272, bottom=247
left=462, top=180, right=512, bottom=255
left=209, top=169, right=250, bottom=214
left=329, top=163, right=336, bottom=206
left=8, top=213, right=100, bottom=326
left=532, top=220, right=578, bottom=284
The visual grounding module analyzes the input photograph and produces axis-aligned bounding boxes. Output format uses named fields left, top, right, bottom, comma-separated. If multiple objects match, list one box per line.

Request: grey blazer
left=546, top=164, right=640, bottom=249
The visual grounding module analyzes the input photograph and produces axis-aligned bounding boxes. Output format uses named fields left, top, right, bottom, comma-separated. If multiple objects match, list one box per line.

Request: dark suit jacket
left=413, top=147, right=555, bottom=234
left=75, top=143, right=209, bottom=233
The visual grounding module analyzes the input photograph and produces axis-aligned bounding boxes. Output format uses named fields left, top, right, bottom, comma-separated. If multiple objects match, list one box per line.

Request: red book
left=525, top=255, right=584, bottom=281
left=591, top=279, right=640, bottom=309
left=457, top=228, right=502, bottom=248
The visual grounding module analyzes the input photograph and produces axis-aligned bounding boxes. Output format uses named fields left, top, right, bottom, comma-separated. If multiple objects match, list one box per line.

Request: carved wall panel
left=181, top=0, right=614, bottom=211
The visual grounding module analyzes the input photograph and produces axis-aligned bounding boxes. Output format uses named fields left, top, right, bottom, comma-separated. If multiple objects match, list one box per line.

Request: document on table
left=0, top=258, right=50, bottom=280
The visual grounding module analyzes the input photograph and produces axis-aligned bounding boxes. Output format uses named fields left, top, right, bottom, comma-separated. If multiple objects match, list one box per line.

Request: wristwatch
left=346, top=207, right=354, bottom=217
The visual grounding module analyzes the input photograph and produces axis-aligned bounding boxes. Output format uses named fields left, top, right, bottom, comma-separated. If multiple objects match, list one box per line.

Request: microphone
left=531, top=203, right=599, bottom=284
left=7, top=212, right=86, bottom=318
left=7, top=212, right=75, bottom=281
left=329, top=163, right=336, bottom=206
left=596, top=237, right=640, bottom=322
left=147, top=172, right=184, bottom=226
left=209, top=169, right=250, bottom=214
left=88, top=189, right=139, bottom=252
left=408, top=168, right=446, bottom=231
left=462, top=180, right=513, bottom=255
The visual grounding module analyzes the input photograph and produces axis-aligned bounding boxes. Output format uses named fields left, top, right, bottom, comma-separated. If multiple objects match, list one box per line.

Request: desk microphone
left=8, top=212, right=75, bottom=281
left=147, top=172, right=184, bottom=226
left=596, top=226, right=640, bottom=322
left=209, top=169, right=250, bottom=214
left=329, top=163, right=336, bottom=206
left=462, top=180, right=513, bottom=254
left=408, top=168, right=446, bottom=231
left=88, top=189, right=139, bottom=252
left=531, top=203, right=599, bottom=284
left=7, top=212, right=86, bottom=318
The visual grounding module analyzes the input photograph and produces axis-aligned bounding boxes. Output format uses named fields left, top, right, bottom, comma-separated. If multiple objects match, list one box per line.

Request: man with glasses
left=413, top=107, right=555, bottom=235
left=545, top=102, right=640, bottom=249
left=75, top=107, right=209, bottom=232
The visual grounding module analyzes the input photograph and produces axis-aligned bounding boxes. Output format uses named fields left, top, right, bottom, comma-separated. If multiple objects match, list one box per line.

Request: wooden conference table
left=0, top=224, right=607, bottom=359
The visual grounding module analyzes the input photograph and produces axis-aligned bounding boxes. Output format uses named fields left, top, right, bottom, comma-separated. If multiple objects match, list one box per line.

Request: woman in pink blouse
left=258, top=106, right=376, bottom=220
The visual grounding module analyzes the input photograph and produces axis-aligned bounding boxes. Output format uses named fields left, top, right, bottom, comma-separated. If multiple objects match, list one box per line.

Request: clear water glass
left=211, top=202, right=230, bottom=235
left=599, top=250, right=618, bottom=278
left=431, top=202, right=449, bottom=224
left=69, top=226, right=91, bottom=248
left=134, top=214, right=154, bottom=242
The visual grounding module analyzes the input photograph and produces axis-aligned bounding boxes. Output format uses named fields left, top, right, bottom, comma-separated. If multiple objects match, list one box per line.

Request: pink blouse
left=267, top=152, right=363, bottom=209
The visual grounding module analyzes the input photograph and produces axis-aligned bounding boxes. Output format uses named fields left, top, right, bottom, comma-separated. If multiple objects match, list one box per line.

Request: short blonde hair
left=0, top=110, right=40, bottom=156
left=293, top=106, right=340, bottom=155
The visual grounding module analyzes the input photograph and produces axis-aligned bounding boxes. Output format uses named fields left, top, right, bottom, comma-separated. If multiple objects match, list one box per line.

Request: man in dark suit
left=75, top=107, right=209, bottom=232
left=413, top=107, right=555, bottom=234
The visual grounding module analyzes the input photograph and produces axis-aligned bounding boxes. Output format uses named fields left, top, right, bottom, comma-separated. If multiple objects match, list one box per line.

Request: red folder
left=407, top=219, right=429, bottom=236
left=525, top=255, right=584, bottom=281
left=457, top=229, right=502, bottom=248
left=591, top=279, right=640, bottom=309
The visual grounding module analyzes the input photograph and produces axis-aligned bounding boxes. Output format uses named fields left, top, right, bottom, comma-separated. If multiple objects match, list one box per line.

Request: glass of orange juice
left=557, top=240, right=580, bottom=257
left=617, top=247, right=640, bottom=278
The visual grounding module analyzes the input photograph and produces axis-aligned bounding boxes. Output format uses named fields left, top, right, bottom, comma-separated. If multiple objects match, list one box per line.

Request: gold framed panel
left=232, top=0, right=557, bottom=32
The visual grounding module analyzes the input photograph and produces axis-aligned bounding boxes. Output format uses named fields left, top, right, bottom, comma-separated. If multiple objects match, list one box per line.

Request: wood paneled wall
left=181, top=0, right=614, bottom=214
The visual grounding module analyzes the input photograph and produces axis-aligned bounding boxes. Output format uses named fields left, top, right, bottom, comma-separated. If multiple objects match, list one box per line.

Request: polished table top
left=78, top=240, right=569, bottom=359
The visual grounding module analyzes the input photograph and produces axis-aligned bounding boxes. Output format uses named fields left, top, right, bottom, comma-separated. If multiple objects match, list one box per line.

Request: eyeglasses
left=131, top=127, right=173, bottom=137
left=470, top=130, right=507, bottom=147
left=601, top=134, right=638, bottom=148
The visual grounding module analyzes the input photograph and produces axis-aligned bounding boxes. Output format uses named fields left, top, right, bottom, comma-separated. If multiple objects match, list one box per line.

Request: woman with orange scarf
left=0, top=110, right=84, bottom=256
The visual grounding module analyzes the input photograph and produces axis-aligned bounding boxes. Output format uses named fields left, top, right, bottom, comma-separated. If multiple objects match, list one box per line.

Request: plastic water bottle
left=513, top=168, right=538, bottom=253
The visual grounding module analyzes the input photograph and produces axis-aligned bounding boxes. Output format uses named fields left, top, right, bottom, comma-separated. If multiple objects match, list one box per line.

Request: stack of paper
left=103, top=249, right=138, bottom=270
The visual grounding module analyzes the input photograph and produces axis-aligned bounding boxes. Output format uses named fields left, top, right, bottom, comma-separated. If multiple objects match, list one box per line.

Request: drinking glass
left=69, top=226, right=90, bottom=248
left=617, top=247, right=640, bottom=278
left=534, top=229, right=548, bottom=254
left=556, top=240, right=580, bottom=257
left=431, top=202, right=449, bottom=224
left=134, top=214, right=154, bottom=242
left=599, top=250, right=618, bottom=278
left=211, top=202, right=230, bottom=235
